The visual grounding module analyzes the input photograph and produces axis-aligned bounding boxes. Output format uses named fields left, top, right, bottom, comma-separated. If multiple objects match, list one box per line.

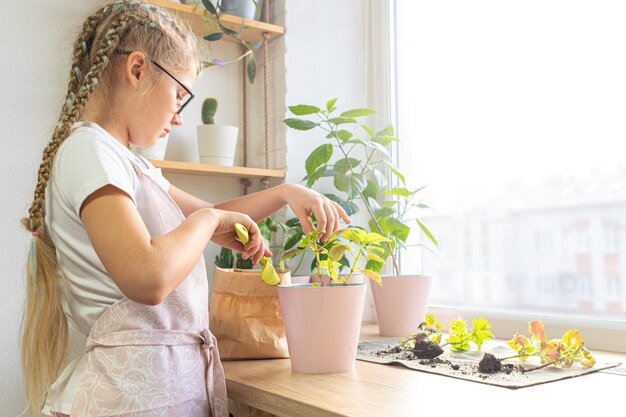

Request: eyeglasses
left=113, top=50, right=194, bottom=114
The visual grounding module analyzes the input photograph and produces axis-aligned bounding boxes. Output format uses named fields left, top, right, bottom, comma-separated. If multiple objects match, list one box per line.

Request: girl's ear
left=125, top=51, right=148, bottom=86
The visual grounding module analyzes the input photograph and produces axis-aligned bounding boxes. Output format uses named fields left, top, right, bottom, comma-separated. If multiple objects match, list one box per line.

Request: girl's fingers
left=311, top=204, right=328, bottom=240
left=333, top=201, right=351, bottom=224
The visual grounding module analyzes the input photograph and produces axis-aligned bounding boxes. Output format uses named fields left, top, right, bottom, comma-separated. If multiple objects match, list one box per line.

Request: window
left=393, top=0, right=626, bottom=327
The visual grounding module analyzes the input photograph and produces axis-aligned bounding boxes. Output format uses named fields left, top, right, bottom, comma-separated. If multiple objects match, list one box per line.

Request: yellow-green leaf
left=329, top=243, right=351, bottom=261
left=234, top=223, right=249, bottom=245
left=360, top=268, right=382, bottom=285
left=364, top=232, right=392, bottom=245
left=260, top=259, right=280, bottom=286
left=368, top=245, right=385, bottom=253
left=342, top=228, right=364, bottom=243
left=366, top=252, right=384, bottom=263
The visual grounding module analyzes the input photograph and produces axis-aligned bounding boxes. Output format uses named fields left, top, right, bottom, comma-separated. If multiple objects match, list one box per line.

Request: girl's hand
left=283, top=184, right=351, bottom=242
left=210, top=209, right=271, bottom=264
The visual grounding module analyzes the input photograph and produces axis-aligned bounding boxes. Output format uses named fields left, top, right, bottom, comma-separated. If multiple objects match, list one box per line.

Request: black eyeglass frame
left=113, top=50, right=194, bottom=114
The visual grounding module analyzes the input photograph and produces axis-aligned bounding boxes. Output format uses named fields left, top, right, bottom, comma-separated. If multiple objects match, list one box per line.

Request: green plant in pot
left=284, top=98, right=439, bottom=337
left=276, top=221, right=389, bottom=373
left=197, top=97, right=239, bottom=166
left=199, top=0, right=262, bottom=83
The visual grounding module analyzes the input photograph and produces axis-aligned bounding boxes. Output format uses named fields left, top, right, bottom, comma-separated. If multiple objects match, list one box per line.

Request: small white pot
left=129, top=136, right=169, bottom=160
left=197, top=124, right=239, bottom=166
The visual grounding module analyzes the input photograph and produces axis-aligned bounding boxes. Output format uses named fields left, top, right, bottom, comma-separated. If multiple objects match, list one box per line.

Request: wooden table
left=223, top=324, right=625, bottom=416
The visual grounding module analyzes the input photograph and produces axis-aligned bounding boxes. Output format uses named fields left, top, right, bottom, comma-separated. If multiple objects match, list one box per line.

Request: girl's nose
left=172, top=112, right=183, bottom=126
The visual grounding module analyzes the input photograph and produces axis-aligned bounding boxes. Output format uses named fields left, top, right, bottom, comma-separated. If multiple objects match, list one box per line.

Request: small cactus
left=202, top=97, right=218, bottom=125
left=215, top=246, right=234, bottom=268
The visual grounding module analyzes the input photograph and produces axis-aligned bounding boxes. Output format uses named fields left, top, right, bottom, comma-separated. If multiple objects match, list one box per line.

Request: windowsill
left=223, top=324, right=625, bottom=416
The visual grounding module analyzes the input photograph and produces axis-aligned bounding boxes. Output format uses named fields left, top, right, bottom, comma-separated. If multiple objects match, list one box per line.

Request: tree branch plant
left=283, top=99, right=437, bottom=276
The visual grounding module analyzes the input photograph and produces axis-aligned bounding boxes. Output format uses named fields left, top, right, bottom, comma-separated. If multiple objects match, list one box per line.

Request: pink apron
left=69, top=157, right=229, bottom=416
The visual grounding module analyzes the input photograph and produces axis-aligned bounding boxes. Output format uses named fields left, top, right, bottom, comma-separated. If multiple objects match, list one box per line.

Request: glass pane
left=395, top=0, right=626, bottom=322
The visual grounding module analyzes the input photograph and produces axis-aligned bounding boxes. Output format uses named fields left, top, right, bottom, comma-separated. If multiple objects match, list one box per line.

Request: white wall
left=0, top=0, right=370, bottom=413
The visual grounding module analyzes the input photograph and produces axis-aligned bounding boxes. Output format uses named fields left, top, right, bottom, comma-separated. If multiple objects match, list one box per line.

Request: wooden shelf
left=150, top=159, right=285, bottom=179
left=147, top=0, right=284, bottom=44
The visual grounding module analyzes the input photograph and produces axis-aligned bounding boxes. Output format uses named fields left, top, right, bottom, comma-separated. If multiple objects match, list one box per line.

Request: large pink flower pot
left=277, top=283, right=366, bottom=373
left=370, top=275, right=432, bottom=337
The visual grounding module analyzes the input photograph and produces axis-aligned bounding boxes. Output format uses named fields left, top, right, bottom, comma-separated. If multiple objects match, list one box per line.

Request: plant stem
left=520, top=360, right=558, bottom=373
left=325, top=121, right=400, bottom=275
left=345, top=245, right=364, bottom=285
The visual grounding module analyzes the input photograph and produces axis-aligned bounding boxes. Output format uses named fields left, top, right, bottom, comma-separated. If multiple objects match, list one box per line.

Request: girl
left=20, top=1, right=349, bottom=416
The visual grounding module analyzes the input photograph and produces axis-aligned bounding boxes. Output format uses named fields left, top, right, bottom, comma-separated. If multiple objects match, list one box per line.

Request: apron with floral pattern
left=69, top=157, right=228, bottom=416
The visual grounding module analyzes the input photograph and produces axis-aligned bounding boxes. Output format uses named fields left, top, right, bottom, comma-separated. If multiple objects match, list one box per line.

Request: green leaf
left=305, top=163, right=329, bottom=188
left=340, top=108, right=377, bottom=118
left=380, top=217, right=410, bottom=243
left=281, top=247, right=304, bottom=260
left=334, top=157, right=360, bottom=173
left=305, top=144, right=333, bottom=176
left=328, top=117, right=357, bottom=125
left=416, top=218, right=438, bottom=247
left=283, top=118, right=320, bottom=131
left=202, top=0, right=217, bottom=14
left=335, top=129, right=353, bottom=142
left=382, top=160, right=405, bottom=184
left=283, top=226, right=303, bottom=251
left=204, top=32, right=224, bottom=41
left=326, top=98, right=337, bottom=112
left=384, top=187, right=412, bottom=197
left=285, top=217, right=300, bottom=228
left=374, top=206, right=396, bottom=219
left=257, top=220, right=271, bottom=241
left=324, top=193, right=359, bottom=216
left=362, top=179, right=379, bottom=200
left=289, top=105, right=321, bottom=115
left=334, top=172, right=367, bottom=199
left=363, top=140, right=391, bottom=159
left=361, top=124, right=375, bottom=138
left=371, top=168, right=387, bottom=189
left=367, top=197, right=381, bottom=211
left=377, top=125, right=395, bottom=137
left=246, top=52, right=256, bottom=84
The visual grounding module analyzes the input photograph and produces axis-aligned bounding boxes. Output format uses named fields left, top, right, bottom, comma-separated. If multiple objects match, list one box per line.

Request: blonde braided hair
left=19, top=1, right=198, bottom=414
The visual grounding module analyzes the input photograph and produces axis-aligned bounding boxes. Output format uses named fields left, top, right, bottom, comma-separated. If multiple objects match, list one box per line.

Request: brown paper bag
left=209, top=267, right=291, bottom=360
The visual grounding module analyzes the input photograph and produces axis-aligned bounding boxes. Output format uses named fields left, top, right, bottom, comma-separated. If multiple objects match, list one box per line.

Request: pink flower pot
left=277, top=283, right=366, bottom=373
left=309, top=273, right=364, bottom=286
left=370, top=274, right=432, bottom=337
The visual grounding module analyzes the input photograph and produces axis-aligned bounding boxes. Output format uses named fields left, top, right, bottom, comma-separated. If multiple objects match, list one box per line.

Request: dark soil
left=411, top=340, right=444, bottom=359
left=369, top=342, right=522, bottom=380
left=478, top=353, right=502, bottom=373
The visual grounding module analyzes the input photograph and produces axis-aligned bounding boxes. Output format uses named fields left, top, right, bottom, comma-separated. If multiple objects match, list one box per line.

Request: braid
left=21, top=7, right=151, bottom=234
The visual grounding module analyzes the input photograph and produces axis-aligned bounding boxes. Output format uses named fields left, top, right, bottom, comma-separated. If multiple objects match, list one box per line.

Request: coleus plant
left=280, top=220, right=391, bottom=286
left=502, top=320, right=596, bottom=369
left=399, top=314, right=495, bottom=353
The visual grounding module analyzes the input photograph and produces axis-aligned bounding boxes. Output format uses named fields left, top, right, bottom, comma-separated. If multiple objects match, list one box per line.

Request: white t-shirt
left=42, top=120, right=171, bottom=414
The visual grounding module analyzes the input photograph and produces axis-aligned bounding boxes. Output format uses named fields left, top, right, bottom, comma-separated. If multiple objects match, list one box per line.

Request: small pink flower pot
left=277, top=283, right=366, bottom=373
left=370, top=274, right=432, bottom=337
left=309, top=273, right=364, bottom=286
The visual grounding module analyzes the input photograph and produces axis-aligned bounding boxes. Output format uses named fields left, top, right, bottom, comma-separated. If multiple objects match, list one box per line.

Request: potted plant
left=199, top=0, right=262, bottom=83
left=284, top=99, right=438, bottom=336
left=197, top=97, right=239, bottom=166
left=277, top=222, right=390, bottom=373
left=209, top=222, right=290, bottom=359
